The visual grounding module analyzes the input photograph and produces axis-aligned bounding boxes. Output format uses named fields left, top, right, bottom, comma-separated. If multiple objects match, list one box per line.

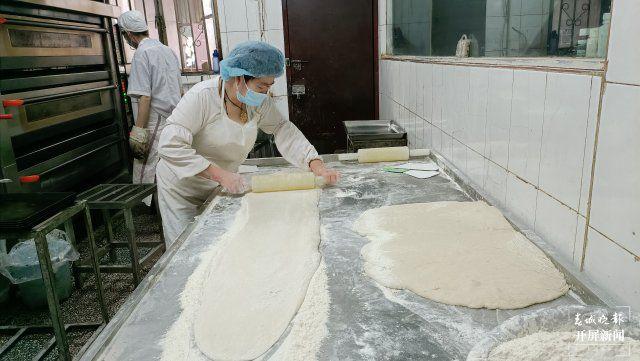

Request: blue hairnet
left=220, top=41, right=285, bottom=80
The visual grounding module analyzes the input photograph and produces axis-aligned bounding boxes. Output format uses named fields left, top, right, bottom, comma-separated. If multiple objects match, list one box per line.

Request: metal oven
left=0, top=0, right=129, bottom=194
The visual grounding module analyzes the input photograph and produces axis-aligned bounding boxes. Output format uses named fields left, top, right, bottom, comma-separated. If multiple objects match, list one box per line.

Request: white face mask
left=236, top=77, right=268, bottom=107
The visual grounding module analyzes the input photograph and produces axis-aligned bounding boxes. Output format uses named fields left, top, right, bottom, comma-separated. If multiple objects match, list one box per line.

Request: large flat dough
left=194, top=190, right=321, bottom=360
left=354, top=201, right=569, bottom=309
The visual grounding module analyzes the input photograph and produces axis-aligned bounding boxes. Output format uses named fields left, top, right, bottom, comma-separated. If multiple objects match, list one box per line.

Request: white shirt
left=128, top=38, right=182, bottom=118
left=157, top=76, right=319, bottom=181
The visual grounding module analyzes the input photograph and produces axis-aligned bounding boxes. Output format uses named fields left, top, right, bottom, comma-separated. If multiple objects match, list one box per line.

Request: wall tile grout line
left=533, top=72, right=550, bottom=231
left=573, top=76, right=596, bottom=261
left=588, top=224, right=640, bottom=260
left=218, top=0, right=229, bottom=52
left=505, top=69, right=515, bottom=179
left=533, top=72, right=549, bottom=232
left=464, top=64, right=473, bottom=173
left=386, top=92, right=584, bottom=217
left=243, top=0, right=250, bottom=34
left=481, top=68, right=489, bottom=162
left=580, top=76, right=608, bottom=272
left=606, top=80, right=640, bottom=87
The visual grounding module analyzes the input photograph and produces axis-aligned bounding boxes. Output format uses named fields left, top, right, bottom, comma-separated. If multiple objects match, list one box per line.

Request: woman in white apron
left=156, top=41, right=339, bottom=245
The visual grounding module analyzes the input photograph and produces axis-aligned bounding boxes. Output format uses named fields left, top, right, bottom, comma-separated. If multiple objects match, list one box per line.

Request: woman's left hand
left=310, top=159, right=340, bottom=185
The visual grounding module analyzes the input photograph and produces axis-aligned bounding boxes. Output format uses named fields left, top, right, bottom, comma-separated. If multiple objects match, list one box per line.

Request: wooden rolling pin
left=251, top=172, right=325, bottom=193
left=338, top=146, right=430, bottom=163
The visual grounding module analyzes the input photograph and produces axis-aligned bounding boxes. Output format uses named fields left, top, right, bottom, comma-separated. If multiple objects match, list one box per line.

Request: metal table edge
left=77, top=187, right=223, bottom=361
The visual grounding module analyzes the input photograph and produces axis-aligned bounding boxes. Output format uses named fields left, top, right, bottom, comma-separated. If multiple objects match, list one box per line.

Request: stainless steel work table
left=80, top=153, right=610, bottom=360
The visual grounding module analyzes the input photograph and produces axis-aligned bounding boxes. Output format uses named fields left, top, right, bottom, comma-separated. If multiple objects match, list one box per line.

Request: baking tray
left=343, top=120, right=406, bottom=141
left=0, top=192, right=76, bottom=231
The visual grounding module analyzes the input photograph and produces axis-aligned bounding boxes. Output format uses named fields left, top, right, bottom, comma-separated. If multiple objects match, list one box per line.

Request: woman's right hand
left=201, top=165, right=249, bottom=194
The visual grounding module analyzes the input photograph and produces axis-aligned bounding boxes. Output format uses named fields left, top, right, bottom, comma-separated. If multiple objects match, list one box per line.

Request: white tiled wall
left=485, top=68, right=513, bottom=168
left=583, top=227, right=640, bottom=309
left=383, top=61, right=640, bottom=310
left=380, top=0, right=640, bottom=311
left=505, top=172, right=537, bottom=229
left=589, top=83, right=640, bottom=257
left=581, top=0, right=640, bottom=310
left=539, top=73, right=594, bottom=211
left=578, top=76, right=602, bottom=216
left=380, top=60, right=599, bottom=218
left=606, top=0, right=640, bottom=86
left=508, top=70, right=545, bottom=186
left=381, top=60, right=639, bottom=308
left=534, top=190, right=580, bottom=265
left=214, top=0, right=289, bottom=118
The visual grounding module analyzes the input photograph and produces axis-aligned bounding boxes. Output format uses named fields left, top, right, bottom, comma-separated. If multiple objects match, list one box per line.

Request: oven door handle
left=21, top=85, right=117, bottom=105
left=1, top=18, right=107, bottom=33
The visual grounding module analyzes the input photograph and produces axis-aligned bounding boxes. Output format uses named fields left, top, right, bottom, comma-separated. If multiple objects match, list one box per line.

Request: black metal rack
left=0, top=201, right=108, bottom=361
left=76, top=184, right=165, bottom=287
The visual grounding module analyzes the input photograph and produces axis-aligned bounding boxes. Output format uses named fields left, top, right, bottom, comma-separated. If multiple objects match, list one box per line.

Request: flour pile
left=161, top=190, right=330, bottom=361
left=488, top=331, right=640, bottom=360
left=265, top=261, right=330, bottom=361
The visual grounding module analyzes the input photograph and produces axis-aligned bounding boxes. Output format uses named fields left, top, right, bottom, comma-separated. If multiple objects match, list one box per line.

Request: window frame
left=380, top=54, right=605, bottom=75
left=382, top=0, right=610, bottom=73
left=173, top=0, right=211, bottom=74
left=118, top=0, right=222, bottom=75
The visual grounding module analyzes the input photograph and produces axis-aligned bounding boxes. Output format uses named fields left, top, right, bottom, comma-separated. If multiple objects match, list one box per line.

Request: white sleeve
left=127, top=52, right=151, bottom=98
left=256, top=97, right=319, bottom=170
left=158, top=88, right=212, bottom=179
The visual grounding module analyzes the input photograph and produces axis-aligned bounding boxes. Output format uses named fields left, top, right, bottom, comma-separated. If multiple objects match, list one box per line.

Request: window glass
left=115, top=0, right=219, bottom=73
left=161, top=0, right=182, bottom=63
left=387, top=0, right=612, bottom=58
left=202, top=0, right=218, bottom=62
left=173, top=0, right=212, bottom=72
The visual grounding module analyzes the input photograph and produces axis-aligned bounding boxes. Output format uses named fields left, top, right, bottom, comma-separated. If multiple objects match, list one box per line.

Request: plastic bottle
left=212, top=49, right=220, bottom=74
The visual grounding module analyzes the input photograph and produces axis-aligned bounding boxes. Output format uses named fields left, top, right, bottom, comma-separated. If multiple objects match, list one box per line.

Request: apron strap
left=138, top=112, right=164, bottom=183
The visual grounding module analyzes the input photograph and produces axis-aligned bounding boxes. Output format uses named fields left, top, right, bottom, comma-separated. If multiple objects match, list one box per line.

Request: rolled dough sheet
left=194, top=189, right=321, bottom=360
left=488, top=331, right=640, bottom=361
left=354, top=201, right=569, bottom=309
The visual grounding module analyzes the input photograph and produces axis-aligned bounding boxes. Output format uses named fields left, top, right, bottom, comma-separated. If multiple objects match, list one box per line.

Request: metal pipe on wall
left=102, top=15, right=132, bottom=175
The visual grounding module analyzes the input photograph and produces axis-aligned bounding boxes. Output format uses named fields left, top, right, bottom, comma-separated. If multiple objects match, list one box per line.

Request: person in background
left=118, top=10, right=182, bottom=206
left=156, top=41, right=339, bottom=245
